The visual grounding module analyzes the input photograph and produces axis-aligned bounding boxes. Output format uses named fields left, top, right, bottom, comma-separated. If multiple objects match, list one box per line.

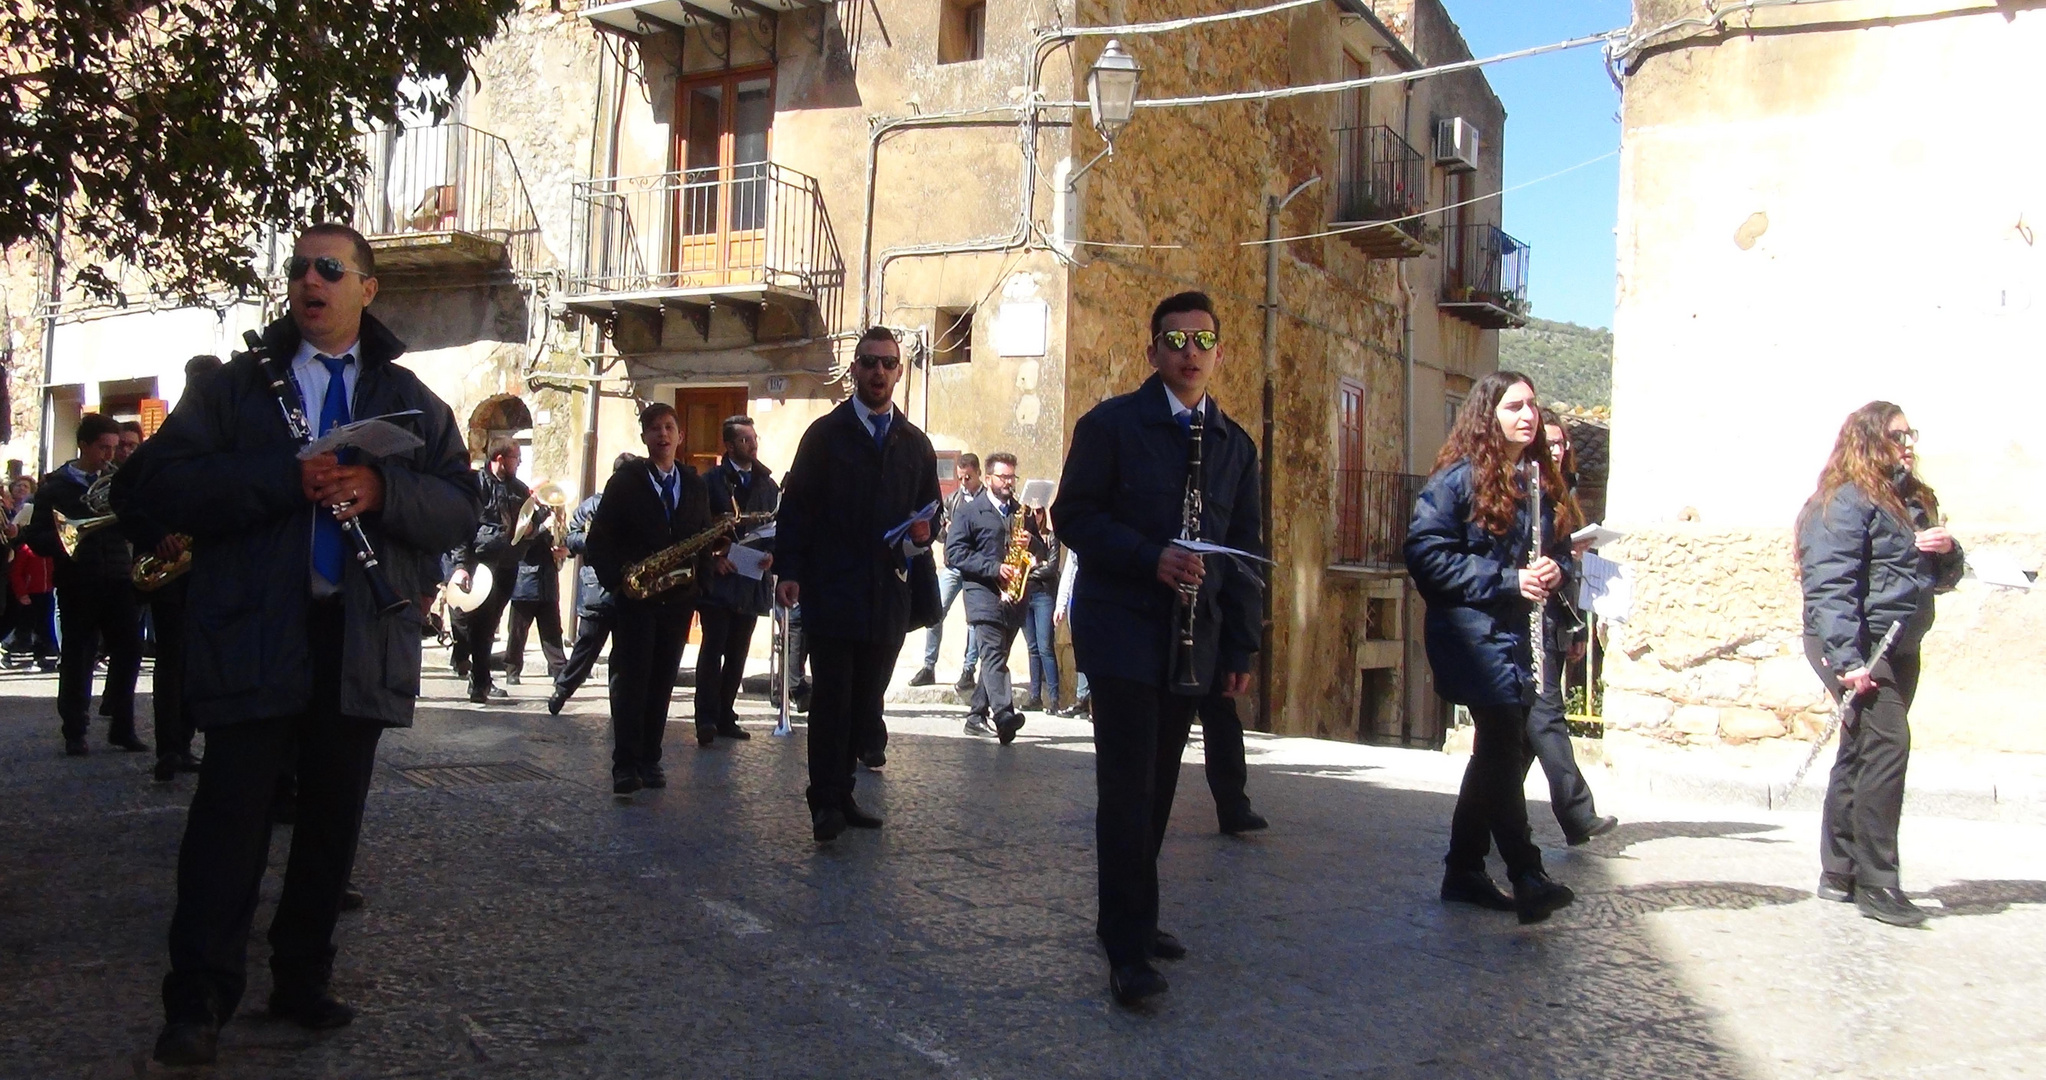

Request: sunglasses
left=286, top=255, right=369, bottom=283
left=1886, top=428, right=1920, bottom=447
left=1154, top=329, right=1219, bottom=351
left=853, top=353, right=901, bottom=371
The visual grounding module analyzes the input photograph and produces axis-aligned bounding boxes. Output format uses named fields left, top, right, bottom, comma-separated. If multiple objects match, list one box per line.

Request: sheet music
left=725, top=544, right=771, bottom=581
left=296, top=411, right=425, bottom=461
left=1578, top=550, right=1632, bottom=622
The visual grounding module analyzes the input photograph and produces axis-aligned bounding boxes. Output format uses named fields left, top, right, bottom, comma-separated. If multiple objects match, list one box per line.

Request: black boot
left=1510, top=869, right=1575, bottom=925
left=1441, top=867, right=1516, bottom=911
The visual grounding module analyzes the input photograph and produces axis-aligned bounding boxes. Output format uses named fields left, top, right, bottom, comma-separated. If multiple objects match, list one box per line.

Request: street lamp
left=1068, top=39, right=1143, bottom=188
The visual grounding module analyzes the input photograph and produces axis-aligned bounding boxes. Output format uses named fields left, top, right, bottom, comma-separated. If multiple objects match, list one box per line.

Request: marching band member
left=450, top=438, right=531, bottom=703
left=583, top=404, right=711, bottom=798
left=549, top=453, right=637, bottom=716
left=696, top=416, right=778, bottom=746
left=775, top=327, right=940, bottom=842
left=946, top=450, right=1029, bottom=742
left=1052, top=291, right=1262, bottom=1008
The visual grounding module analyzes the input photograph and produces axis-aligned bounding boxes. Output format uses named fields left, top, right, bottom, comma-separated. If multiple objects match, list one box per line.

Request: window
left=939, top=0, right=987, bottom=64
left=933, top=307, right=973, bottom=365
left=1335, top=380, right=1366, bottom=564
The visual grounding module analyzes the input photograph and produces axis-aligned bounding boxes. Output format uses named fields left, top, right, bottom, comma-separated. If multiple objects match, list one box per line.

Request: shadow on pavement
left=1928, top=879, right=2046, bottom=917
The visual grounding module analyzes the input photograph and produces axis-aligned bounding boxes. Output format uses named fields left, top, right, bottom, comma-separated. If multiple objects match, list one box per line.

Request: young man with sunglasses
left=775, top=326, right=941, bottom=841
left=1051, top=291, right=1262, bottom=1008
left=116, top=223, right=480, bottom=1066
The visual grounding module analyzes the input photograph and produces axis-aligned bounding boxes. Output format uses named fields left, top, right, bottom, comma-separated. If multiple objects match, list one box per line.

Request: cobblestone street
left=4, top=658, right=2045, bottom=1079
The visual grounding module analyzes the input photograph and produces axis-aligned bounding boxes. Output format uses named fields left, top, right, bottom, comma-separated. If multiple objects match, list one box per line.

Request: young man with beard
left=945, top=450, right=1029, bottom=743
left=695, top=415, right=778, bottom=746
left=584, top=404, right=713, bottom=797
left=119, top=223, right=478, bottom=1065
left=1052, top=291, right=1262, bottom=1008
left=775, top=327, right=940, bottom=842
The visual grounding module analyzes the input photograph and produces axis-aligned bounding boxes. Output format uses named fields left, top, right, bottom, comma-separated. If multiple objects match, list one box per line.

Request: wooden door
left=675, top=387, right=749, bottom=476
left=671, top=69, right=774, bottom=286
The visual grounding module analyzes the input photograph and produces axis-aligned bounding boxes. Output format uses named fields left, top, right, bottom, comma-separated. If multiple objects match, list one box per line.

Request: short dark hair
left=639, top=402, right=679, bottom=431
left=76, top=413, right=121, bottom=446
left=612, top=451, right=640, bottom=472
left=300, top=222, right=377, bottom=278
left=721, top=415, right=755, bottom=444
left=955, top=452, right=980, bottom=472
left=854, top=326, right=899, bottom=354
left=119, top=420, right=143, bottom=436
left=185, top=354, right=222, bottom=382
left=984, top=452, right=1018, bottom=472
left=1149, top=290, right=1220, bottom=341
left=484, top=435, right=518, bottom=463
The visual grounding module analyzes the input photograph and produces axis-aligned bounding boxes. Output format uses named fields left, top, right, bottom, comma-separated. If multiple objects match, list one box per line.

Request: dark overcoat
left=701, top=458, right=780, bottom=616
left=564, top=493, right=611, bottom=618
left=582, top=458, right=713, bottom=606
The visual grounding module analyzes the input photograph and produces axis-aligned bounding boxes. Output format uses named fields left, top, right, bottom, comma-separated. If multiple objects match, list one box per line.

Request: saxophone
left=998, top=506, right=1037, bottom=605
left=622, top=511, right=775, bottom=600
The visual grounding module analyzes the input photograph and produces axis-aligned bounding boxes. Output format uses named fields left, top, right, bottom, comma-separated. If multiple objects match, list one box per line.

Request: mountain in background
left=1501, top=317, right=1612, bottom=409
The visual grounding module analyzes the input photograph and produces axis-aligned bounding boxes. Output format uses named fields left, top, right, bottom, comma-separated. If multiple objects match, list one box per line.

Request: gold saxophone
left=622, top=511, right=775, bottom=601
left=998, top=506, right=1037, bottom=605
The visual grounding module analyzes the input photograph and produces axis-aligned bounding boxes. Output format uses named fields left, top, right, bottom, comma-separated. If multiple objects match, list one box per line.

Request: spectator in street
left=908, top=453, right=982, bottom=691
left=1797, top=401, right=1963, bottom=928
left=1017, top=504, right=1062, bottom=712
left=1051, top=546, right=1090, bottom=718
left=5, top=477, right=58, bottom=671
left=549, top=453, right=637, bottom=716
left=1404, top=370, right=1578, bottom=926
left=696, top=416, right=778, bottom=746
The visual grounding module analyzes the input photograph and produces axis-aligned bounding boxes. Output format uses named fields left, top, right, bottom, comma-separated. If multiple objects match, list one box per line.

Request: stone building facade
left=1606, top=1, right=2046, bottom=752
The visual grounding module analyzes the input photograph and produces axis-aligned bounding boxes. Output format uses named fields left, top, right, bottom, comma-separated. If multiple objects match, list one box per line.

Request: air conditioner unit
left=1435, top=117, right=1481, bottom=172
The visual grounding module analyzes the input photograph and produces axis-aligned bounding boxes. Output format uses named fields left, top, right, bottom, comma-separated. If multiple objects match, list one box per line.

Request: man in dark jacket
left=117, top=224, right=478, bottom=1066
left=775, top=326, right=941, bottom=842
left=548, top=453, right=636, bottom=715
left=450, top=438, right=531, bottom=703
left=695, top=415, right=778, bottom=746
left=1052, top=291, right=1262, bottom=1008
left=503, top=502, right=566, bottom=687
left=26, top=412, right=147, bottom=755
left=584, top=404, right=713, bottom=797
left=946, top=450, right=1029, bottom=743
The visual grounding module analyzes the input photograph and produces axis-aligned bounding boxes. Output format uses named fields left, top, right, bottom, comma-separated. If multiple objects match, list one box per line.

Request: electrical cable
left=1035, top=0, right=1323, bottom=41
left=1245, top=148, right=1619, bottom=246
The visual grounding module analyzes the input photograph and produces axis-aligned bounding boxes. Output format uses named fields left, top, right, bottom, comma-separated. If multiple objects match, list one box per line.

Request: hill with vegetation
left=1500, top=317, right=1611, bottom=410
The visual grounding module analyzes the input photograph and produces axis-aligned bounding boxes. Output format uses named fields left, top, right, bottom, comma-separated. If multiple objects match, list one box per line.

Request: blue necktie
left=660, top=470, right=678, bottom=517
left=1176, top=409, right=1193, bottom=434
left=313, top=355, right=351, bottom=585
left=871, top=412, right=890, bottom=453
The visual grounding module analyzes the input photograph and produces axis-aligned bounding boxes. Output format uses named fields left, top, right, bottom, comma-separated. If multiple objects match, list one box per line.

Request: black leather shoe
left=547, top=691, right=566, bottom=716
left=861, top=748, right=885, bottom=769
left=640, top=764, right=667, bottom=789
left=1109, top=961, right=1168, bottom=1006
left=953, top=671, right=976, bottom=693
left=1150, top=930, right=1187, bottom=961
left=174, top=751, right=202, bottom=773
left=1441, top=868, right=1517, bottom=911
left=964, top=715, right=999, bottom=738
left=109, top=734, right=150, bottom=753
left=1510, top=870, right=1576, bottom=925
left=153, top=756, right=178, bottom=783
left=1566, top=815, right=1620, bottom=846
left=340, top=881, right=366, bottom=911
left=269, top=987, right=356, bottom=1029
left=1218, top=806, right=1269, bottom=835
left=841, top=799, right=883, bottom=828
left=63, top=737, right=88, bottom=757
left=996, top=713, right=1025, bottom=745
left=504, top=671, right=521, bottom=686
left=612, top=771, right=642, bottom=797
left=1817, top=872, right=1856, bottom=903
left=697, top=725, right=716, bottom=747
left=468, top=690, right=489, bottom=705
left=153, top=1020, right=219, bottom=1066
left=908, top=666, right=936, bottom=687
left=1020, top=694, right=1043, bottom=712
left=487, top=686, right=509, bottom=699
left=1857, top=886, right=1928, bottom=927
left=718, top=723, right=752, bottom=741
left=812, top=806, right=847, bottom=842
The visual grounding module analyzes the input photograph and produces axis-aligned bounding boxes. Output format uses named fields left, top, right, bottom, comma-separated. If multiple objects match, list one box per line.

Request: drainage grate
left=396, top=761, right=554, bottom=788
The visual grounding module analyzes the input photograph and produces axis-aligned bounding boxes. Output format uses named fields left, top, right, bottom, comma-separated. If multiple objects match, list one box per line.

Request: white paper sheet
left=296, top=412, right=426, bottom=461
left=1171, top=539, right=1276, bottom=565
left=10, top=501, right=32, bottom=528
left=1020, top=479, right=1055, bottom=509
left=1967, top=549, right=2036, bottom=591
left=1570, top=522, right=1626, bottom=549
left=725, top=544, right=771, bottom=580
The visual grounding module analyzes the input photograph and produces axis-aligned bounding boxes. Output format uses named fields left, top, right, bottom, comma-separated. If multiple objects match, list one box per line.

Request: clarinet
left=235, top=329, right=410, bottom=615
left=1527, top=459, right=1547, bottom=701
left=1169, top=406, right=1206, bottom=693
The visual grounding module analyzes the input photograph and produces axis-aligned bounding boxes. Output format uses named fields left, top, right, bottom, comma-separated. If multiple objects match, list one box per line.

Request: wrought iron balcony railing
left=568, top=163, right=844, bottom=314
left=351, top=123, right=541, bottom=273
left=1440, top=223, right=1530, bottom=328
left=1332, top=125, right=1427, bottom=247
left=1335, top=469, right=1427, bottom=569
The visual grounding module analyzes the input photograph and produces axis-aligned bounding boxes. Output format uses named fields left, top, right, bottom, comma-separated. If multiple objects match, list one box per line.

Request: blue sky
left=1441, top=0, right=1629, bottom=329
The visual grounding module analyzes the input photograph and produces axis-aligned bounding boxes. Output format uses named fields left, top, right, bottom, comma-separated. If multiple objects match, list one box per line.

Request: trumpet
left=133, top=536, right=195, bottom=591
left=54, top=510, right=121, bottom=558
left=510, top=481, right=570, bottom=547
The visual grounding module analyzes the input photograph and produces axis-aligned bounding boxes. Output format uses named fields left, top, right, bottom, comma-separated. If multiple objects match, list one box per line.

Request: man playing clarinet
left=1052, top=291, right=1261, bottom=1008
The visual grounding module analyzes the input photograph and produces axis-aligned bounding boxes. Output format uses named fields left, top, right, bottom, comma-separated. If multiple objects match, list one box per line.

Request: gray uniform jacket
left=945, top=489, right=1027, bottom=627
left=110, top=312, right=479, bottom=729
left=1798, top=481, right=1964, bottom=673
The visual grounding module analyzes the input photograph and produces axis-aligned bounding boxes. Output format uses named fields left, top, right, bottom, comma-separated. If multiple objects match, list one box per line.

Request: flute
left=1527, top=459, right=1546, bottom=700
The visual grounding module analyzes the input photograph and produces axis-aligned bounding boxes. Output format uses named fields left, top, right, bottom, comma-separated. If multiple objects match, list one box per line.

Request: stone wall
left=1602, top=526, right=2046, bottom=753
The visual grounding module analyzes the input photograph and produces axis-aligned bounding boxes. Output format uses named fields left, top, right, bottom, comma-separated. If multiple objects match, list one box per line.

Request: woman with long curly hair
left=1798, top=401, right=1963, bottom=927
left=1404, top=371, right=1579, bottom=924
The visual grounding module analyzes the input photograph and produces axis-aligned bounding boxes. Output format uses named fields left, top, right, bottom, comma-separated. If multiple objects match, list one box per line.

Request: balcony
left=351, top=124, right=540, bottom=275
left=1335, top=469, right=1426, bottom=570
left=582, top=0, right=825, bottom=37
left=1331, top=125, right=1428, bottom=259
left=564, top=164, right=845, bottom=351
left=1440, top=224, right=1530, bottom=329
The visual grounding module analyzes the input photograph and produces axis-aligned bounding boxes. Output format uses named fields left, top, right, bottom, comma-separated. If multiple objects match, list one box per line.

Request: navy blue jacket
left=509, top=521, right=558, bottom=604
left=564, top=494, right=610, bottom=618
left=1798, top=482, right=1963, bottom=672
left=701, top=457, right=779, bottom=616
left=1403, top=460, right=1573, bottom=707
left=583, top=459, right=713, bottom=607
left=945, top=489, right=1030, bottom=627
left=1052, top=375, right=1262, bottom=692
left=775, top=400, right=941, bottom=643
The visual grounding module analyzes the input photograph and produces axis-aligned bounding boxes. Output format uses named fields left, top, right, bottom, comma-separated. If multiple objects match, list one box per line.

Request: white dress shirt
left=290, top=338, right=361, bottom=433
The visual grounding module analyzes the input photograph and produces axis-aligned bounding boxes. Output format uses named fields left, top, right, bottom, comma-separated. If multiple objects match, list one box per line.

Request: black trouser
left=1090, top=675, right=1198, bottom=967
left=453, top=571, right=512, bottom=697
left=151, top=589, right=195, bottom=760
left=504, top=598, right=566, bottom=680
left=1806, top=637, right=1920, bottom=889
left=554, top=610, right=611, bottom=702
left=1522, top=651, right=1599, bottom=838
left=1197, top=691, right=1250, bottom=816
left=967, top=618, right=1021, bottom=723
left=607, top=600, right=691, bottom=776
left=56, top=578, right=142, bottom=742
left=9, top=592, right=57, bottom=658
left=694, top=605, right=759, bottom=731
left=162, top=603, right=382, bottom=1024
left=805, top=633, right=903, bottom=813
left=1446, top=703, right=1544, bottom=880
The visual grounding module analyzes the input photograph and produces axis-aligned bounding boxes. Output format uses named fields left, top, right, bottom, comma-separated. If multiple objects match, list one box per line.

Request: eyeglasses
left=1886, top=428, right=1920, bottom=447
left=1154, top=329, right=1219, bottom=352
left=853, top=352, right=901, bottom=371
left=286, top=255, right=369, bottom=283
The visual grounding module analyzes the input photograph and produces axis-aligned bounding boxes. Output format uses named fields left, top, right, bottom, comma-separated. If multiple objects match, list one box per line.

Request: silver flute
left=1528, top=459, right=1546, bottom=699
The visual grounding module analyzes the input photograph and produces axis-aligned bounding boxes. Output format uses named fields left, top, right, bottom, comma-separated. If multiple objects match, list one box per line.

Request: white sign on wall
left=994, top=300, right=1048, bottom=357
